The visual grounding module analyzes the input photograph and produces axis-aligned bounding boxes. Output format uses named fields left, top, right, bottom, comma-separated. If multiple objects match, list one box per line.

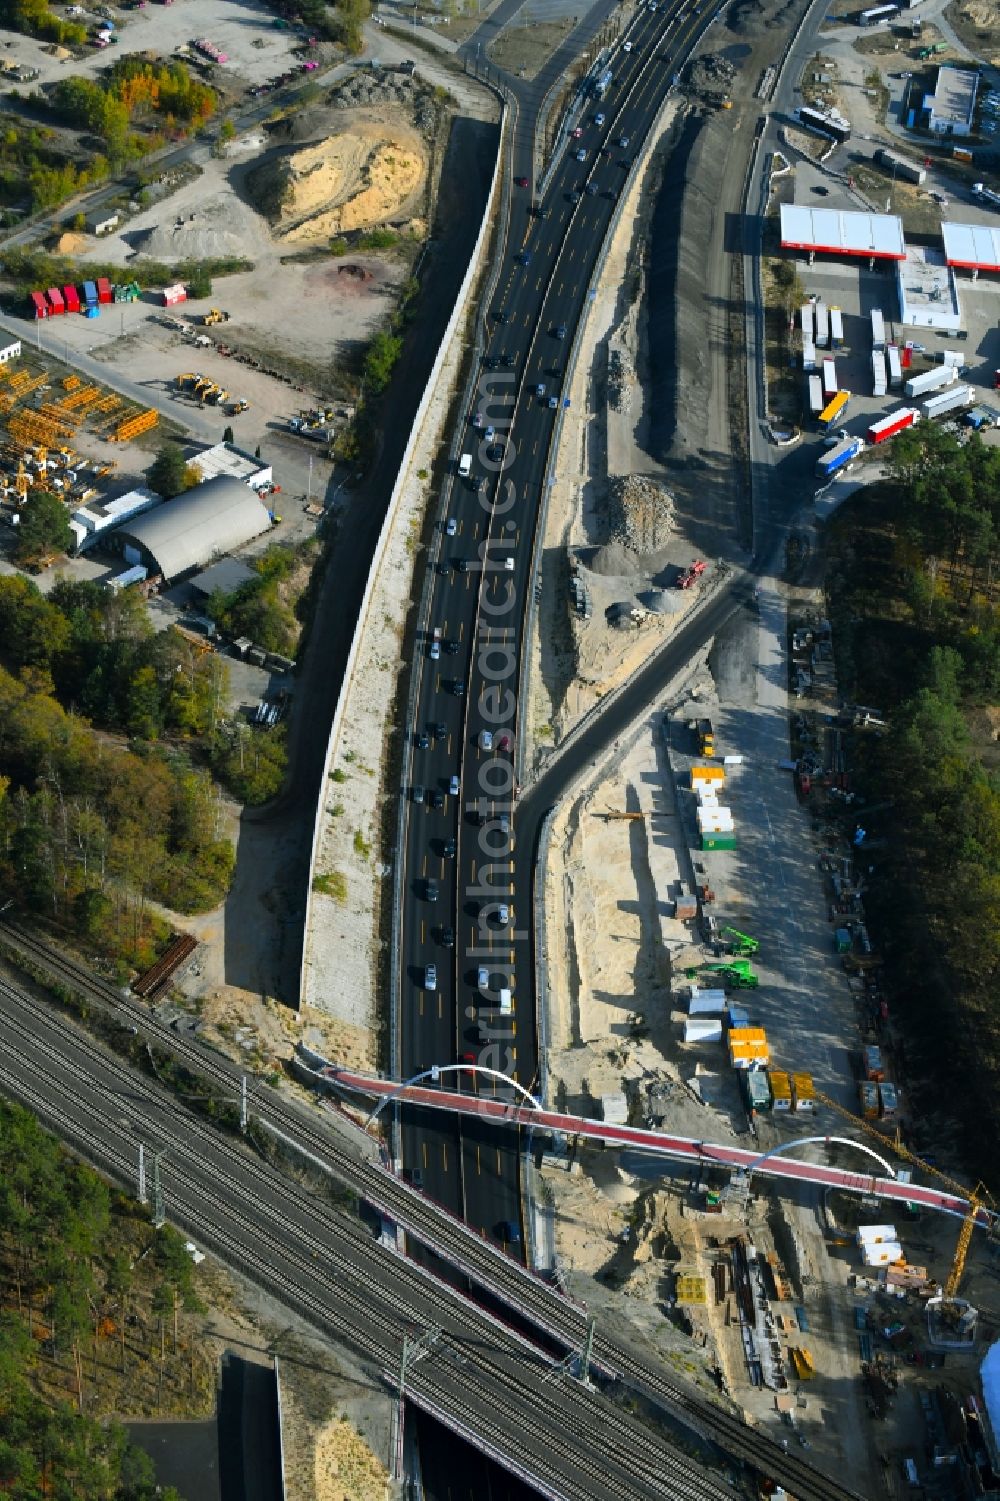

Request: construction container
left=864, top=1045, right=885, bottom=1082
left=29, top=290, right=47, bottom=319
left=82, top=280, right=98, bottom=308
left=887, top=343, right=902, bottom=389
left=691, top=765, right=725, bottom=787
left=674, top=885, right=698, bottom=921
left=867, top=408, right=919, bottom=444
left=792, top=1072, right=815, bottom=1111
left=857, top=1224, right=897, bottom=1246
left=688, top=990, right=727, bottom=1016
left=879, top=1081, right=898, bottom=1117
left=834, top=927, right=852, bottom=953
left=161, top=282, right=187, bottom=307
left=701, top=833, right=737, bottom=851
left=728, top=1027, right=769, bottom=1069
left=96, top=276, right=113, bottom=305
left=904, top=364, right=956, bottom=399
left=859, top=1080, right=879, bottom=1118
left=46, top=287, right=65, bottom=315
left=726, top=1002, right=751, bottom=1028
left=874, top=146, right=926, bottom=185
left=829, top=306, right=843, bottom=349
left=62, top=284, right=80, bottom=314
left=860, top=1241, right=902, bottom=1267
left=742, top=1069, right=772, bottom=1113
left=769, top=1070, right=792, bottom=1111
left=822, top=357, right=838, bottom=397
left=683, top=1017, right=722, bottom=1044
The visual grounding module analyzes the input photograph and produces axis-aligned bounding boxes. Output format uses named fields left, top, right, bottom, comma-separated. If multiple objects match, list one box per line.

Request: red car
left=514, top=175, right=529, bottom=188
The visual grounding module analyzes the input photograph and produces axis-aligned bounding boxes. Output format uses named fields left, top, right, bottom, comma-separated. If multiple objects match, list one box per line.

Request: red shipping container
left=62, top=284, right=80, bottom=313
left=96, top=277, right=113, bottom=305
left=30, top=290, right=47, bottom=319
left=901, top=345, right=912, bottom=369
left=46, top=287, right=65, bottom=315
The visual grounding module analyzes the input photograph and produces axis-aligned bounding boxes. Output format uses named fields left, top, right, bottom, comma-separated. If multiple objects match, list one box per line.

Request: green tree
left=14, top=488, right=72, bottom=565
left=223, top=424, right=234, bottom=444
left=362, top=328, right=403, bottom=395
left=145, top=444, right=200, bottom=498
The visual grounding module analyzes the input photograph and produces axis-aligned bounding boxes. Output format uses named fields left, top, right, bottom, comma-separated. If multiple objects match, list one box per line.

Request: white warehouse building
left=70, top=486, right=161, bottom=555
left=924, top=66, right=978, bottom=137
left=895, top=244, right=962, bottom=331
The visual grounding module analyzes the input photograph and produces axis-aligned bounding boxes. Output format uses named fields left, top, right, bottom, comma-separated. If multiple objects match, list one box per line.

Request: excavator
left=686, top=958, right=759, bottom=989
left=723, top=926, right=759, bottom=957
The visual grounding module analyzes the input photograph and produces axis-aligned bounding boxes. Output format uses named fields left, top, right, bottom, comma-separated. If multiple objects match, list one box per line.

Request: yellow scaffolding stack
left=60, top=384, right=103, bottom=414
left=61, top=375, right=81, bottom=392
left=111, top=408, right=158, bottom=443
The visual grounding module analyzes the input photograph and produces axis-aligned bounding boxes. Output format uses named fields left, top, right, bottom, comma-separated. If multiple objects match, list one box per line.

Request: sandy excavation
left=264, top=123, right=428, bottom=243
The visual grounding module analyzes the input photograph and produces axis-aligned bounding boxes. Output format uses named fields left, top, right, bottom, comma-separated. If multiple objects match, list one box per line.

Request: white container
left=688, top=991, right=727, bottom=1016
left=722, top=755, right=743, bottom=766
left=683, top=1017, right=723, bottom=1043
left=861, top=1242, right=902, bottom=1267
left=857, top=1224, right=897, bottom=1244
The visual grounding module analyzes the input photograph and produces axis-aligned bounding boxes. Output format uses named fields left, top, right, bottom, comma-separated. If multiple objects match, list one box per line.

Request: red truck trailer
left=867, top=408, right=919, bottom=444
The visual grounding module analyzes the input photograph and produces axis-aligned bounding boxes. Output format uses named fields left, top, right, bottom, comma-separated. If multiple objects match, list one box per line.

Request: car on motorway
left=501, top=352, right=517, bottom=368
left=548, top=395, right=559, bottom=408
left=477, top=965, right=490, bottom=989
left=424, top=963, right=437, bottom=991
left=439, top=926, right=455, bottom=948
left=594, top=112, right=605, bottom=126
left=450, top=679, right=465, bottom=696
left=571, top=126, right=583, bottom=138
left=472, top=411, right=483, bottom=427
left=623, top=39, right=633, bottom=50
left=620, top=134, right=630, bottom=148
left=479, top=729, right=494, bottom=751
left=586, top=183, right=598, bottom=196
left=445, top=638, right=460, bottom=654
left=556, top=324, right=567, bottom=339
left=457, top=559, right=471, bottom=573
left=448, top=775, right=460, bottom=796
left=443, top=835, right=457, bottom=857
left=429, top=636, right=440, bottom=660
left=520, top=249, right=532, bottom=266
left=514, top=175, right=529, bottom=187
left=496, top=1219, right=522, bottom=1244
left=503, top=556, right=515, bottom=571
left=535, top=382, right=546, bottom=397
left=405, top=1166, right=424, bottom=1189
left=485, top=425, right=495, bottom=441
left=446, top=518, right=457, bottom=536
left=432, top=721, right=446, bottom=740
left=497, top=732, right=512, bottom=751
left=496, top=903, right=510, bottom=927
left=425, top=878, right=439, bottom=902
left=575, top=148, right=587, bottom=161
left=412, top=782, right=425, bottom=803
left=534, top=204, right=549, bottom=219
left=415, top=730, right=429, bottom=750
left=431, top=788, right=444, bottom=810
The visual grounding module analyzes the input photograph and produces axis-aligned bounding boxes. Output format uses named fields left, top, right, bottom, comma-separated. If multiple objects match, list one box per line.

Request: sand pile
left=56, top=231, right=88, bottom=255
left=139, top=192, right=271, bottom=261
left=249, top=124, right=427, bottom=243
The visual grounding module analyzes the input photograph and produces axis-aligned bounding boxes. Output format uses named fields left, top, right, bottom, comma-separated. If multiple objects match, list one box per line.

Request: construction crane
left=722, top=926, right=759, bottom=956
left=811, top=1085, right=995, bottom=1302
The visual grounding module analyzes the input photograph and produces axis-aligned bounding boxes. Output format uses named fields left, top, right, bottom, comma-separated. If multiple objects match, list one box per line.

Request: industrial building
left=779, top=205, right=906, bottom=263
left=941, top=221, right=1000, bottom=279
left=107, top=476, right=274, bottom=582
left=85, top=210, right=120, bottom=237
left=895, top=245, right=962, bottom=331
left=924, top=66, right=978, bottom=137
left=188, top=557, right=257, bottom=604
left=188, top=440, right=272, bottom=492
left=0, top=340, right=21, bottom=366
left=69, top=486, right=160, bottom=555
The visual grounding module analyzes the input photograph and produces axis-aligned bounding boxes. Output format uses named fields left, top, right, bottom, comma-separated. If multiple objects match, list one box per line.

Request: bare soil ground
left=944, top=0, right=1000, bottom=66
left=489, top=18, right=574, bottom=77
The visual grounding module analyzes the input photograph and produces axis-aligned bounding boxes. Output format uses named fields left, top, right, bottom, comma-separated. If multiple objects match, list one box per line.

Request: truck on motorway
left=921, top=383, right=974, bottom=419
left=822, top=357, right=838, bottom=397
left=904, top=364, right=955, bottom=399
left=867, top=407, right=919, bottom=444
left=818, top=389, right=850, bottom=430
left=872, top=350, right=887, bottom=397
left=816, top=435, right=863, bottom=479
left=870, top=308, right=885, bottom=350
left=814, top=301, right=829, bottom=350
left=830, top=306, right=844, bottom=348
left=807, top=374, right=824, bottom=415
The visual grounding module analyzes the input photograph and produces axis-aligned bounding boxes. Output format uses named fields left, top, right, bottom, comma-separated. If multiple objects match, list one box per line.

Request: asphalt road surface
left=398, top=0, right=723, bottom=1253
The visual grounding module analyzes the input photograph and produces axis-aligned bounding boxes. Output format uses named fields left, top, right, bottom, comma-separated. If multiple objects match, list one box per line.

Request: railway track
left=0, top=922, right=862, bottom=1501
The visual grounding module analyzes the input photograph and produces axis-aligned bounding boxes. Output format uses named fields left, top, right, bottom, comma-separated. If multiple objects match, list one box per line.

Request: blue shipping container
left=83, top=280, right=98, bottom=305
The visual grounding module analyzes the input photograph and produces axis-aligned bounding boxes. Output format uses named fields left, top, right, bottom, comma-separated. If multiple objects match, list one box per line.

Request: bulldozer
left=202, top=308, right=230, bottom=326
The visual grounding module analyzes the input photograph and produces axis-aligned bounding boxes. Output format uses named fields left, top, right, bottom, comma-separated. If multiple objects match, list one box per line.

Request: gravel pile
left=588, top=538, right=643, bottom=578
left=330, top=73, right=439, bottom=132
left=606, top=475, right=675, bottom=555
left=608, top=345, right=632, bottom=414
left=687, top=54, right=737, bottom=99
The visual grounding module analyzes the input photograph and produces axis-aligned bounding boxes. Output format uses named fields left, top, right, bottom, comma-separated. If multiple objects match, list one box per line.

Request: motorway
left=398, top=0, right=719, bottom=1252
left=0, top=925, right=864, bottom=1501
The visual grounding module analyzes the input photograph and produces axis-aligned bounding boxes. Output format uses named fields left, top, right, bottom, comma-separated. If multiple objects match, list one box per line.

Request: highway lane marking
left=438, top=993, right=443, bottom=1020
left=441, top=1140, right=448, bottom=1172
left=419, top=992, right=424, bottom=1016
left=477, top=1144, right=481, bottom=1174
left=421, top=919, right=426, bottom=941
left=422, top=1140, right=428, bottom=1168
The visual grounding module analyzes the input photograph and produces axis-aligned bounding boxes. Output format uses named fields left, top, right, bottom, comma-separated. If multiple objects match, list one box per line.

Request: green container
left=701, top=833, right=737, bottom=851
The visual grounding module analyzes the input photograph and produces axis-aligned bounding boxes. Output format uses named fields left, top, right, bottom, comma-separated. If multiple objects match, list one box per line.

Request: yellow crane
left=811, top=1085, right=994, bottom=1301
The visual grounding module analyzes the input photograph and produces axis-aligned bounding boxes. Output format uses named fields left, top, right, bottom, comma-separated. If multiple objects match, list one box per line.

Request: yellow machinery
left=175, top=371, right=199, bottom=389
left=812, top=1085, right=995, bottom=1302
left=225, top=398, right=249, bottom=415
left=198, top=382, right=220, bottom=403
left=202, top=308, right=230, bottom=326
left=14, top=461, right=29, bottom=500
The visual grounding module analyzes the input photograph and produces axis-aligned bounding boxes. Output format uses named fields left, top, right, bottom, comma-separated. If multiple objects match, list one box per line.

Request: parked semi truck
left=816, top=435, right=863, bottom=479
left=867, top=408, right=919, bottom=444
left=904, top=364, right=956, bottom=399
left=815, top=301, right=829, bottom=350
left=921, top=384, right=974, bottom=419
left=830, top=306, right=844, bottom=348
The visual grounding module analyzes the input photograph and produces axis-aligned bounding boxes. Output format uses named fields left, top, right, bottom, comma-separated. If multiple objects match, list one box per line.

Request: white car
left=496, top=904, right=510, bottom=927
left=429, top=639, right=440, bottom=659
left=623, top=39, right=633, bottom=50
left=446, top=518, right=457, bottom=536
left=425, top=964, right=437, bottom=991
left=479, top=729, right=494, bottom=751
left=477, top=965, right=490, bottom=989
left=575, top=148, right=587, bottom=162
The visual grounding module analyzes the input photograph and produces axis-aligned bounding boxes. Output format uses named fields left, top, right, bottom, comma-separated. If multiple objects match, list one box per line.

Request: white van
left=498, top=988, right=512, bottom=1015
left=458, top=453, right=472, bottom=478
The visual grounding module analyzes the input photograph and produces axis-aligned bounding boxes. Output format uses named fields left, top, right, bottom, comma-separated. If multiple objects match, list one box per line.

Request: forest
left=826, top=423, right=1000, bottom=1183
left=0, top=1097, right=206, bottom=1499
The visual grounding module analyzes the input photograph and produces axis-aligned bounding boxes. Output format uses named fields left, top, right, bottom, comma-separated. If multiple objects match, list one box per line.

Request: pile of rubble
left=330, top=72, right=439, bottom=132
left=686, top=54, right=737, bottom=101
left=606, top=474, right=675, bottom=555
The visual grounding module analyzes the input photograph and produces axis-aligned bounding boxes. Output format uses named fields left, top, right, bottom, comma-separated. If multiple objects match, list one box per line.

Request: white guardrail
left=298, top=103, right=508, bottom=1006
